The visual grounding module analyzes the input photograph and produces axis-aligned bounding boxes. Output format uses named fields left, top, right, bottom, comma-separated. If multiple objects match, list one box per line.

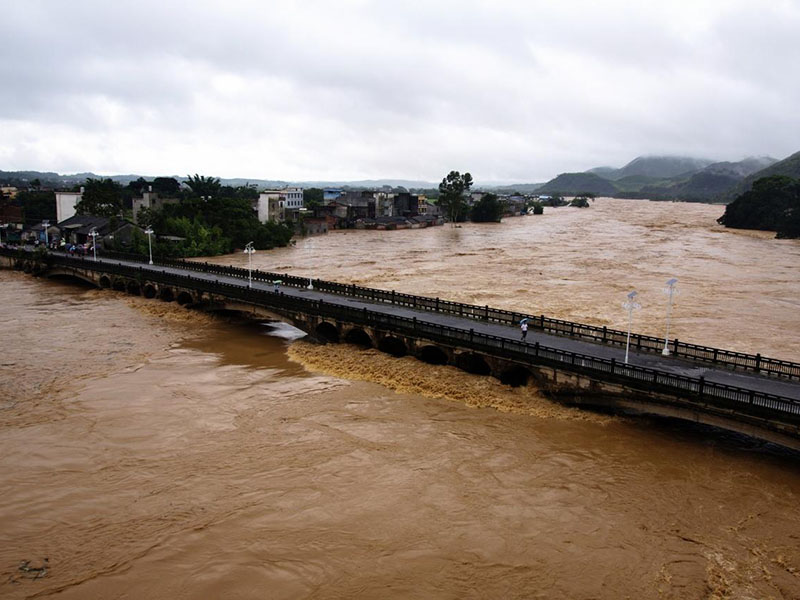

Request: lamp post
left=662, top=278, right=679, bottom=356
left=144, top=227, right=154, bottom=265
left=243, top=241, right=255, bottom=288
left=89, top=228, right=98, bottom=261
left=622, top=290, right=641, bottom=364
left=42, top=219, right=50, bottom=247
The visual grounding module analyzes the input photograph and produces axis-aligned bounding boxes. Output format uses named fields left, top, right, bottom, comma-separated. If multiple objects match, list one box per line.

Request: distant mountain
left=610, top=155, right=716, bottom=180
left=612, top=174, right=669, bottom=193
left=715, top=150, right=800, bottom=203
left=482, top=182, right=545, bottom=193
left=581, top=155, right=784, bottom=202
left=647, top=172, right=741, bottom=202
left=586, top=166, right=616, bottom=176
left=0, top=170, right=440, bottom=191
left=289, top=179, right=438, bottom=189
left=538, top=172, right=618, bottom=195
left=703, top=156, right=777, bottom=178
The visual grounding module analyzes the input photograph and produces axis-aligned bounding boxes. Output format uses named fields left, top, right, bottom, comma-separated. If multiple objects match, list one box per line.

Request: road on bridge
left=80, top=254, right=800, bottom=403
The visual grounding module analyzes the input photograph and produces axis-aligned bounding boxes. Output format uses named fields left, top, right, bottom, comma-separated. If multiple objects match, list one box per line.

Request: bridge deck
left=92, top=255, right=800, bottom=402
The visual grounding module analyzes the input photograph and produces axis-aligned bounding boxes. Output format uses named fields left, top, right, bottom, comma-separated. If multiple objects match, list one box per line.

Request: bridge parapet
left=91, top=248, right=800, bottom=381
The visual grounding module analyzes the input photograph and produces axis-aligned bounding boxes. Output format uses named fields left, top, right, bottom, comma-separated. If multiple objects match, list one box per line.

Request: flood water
left=2, top=198, right=800, bottom=599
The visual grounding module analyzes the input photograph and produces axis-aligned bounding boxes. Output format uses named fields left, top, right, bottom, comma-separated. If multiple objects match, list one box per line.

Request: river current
left=1, top=198, right=799, bottom=599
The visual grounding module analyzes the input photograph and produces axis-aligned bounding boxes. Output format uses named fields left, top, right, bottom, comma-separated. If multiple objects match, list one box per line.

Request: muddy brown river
left=1, top=198, right=799, bottom=599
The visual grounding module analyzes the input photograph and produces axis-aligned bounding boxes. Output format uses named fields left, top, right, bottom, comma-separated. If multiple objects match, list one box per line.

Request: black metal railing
left=90, top=248, right=800, bottom=381
left=34, top=252, right=800, bottom=427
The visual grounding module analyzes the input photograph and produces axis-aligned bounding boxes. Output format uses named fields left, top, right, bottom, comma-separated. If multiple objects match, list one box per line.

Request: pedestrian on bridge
left=520, top=319, right=528, bottom=341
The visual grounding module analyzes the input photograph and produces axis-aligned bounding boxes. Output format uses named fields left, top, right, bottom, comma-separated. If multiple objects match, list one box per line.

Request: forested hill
left=715, top=151, right=800, bottom=203
left=608, top=155, right=716, bottom=180
left=536, top=172, right=618, bottom=195
left=717, top=175, right=800, bottom=238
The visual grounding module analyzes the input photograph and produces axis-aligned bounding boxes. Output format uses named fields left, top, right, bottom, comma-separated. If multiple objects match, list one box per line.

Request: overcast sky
left=2, top=0, right=799, bottom=183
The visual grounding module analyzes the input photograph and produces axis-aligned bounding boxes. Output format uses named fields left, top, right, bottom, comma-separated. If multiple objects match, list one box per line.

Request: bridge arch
left=46, top=271, right=97, bottom=288
left=498, top=365, right=530, bottom=387
left=344, top=327, right=372, bottom=348
left=378, top=335, right=407, bottom=357
left=456, top=352, right=491, bottom=376
left=142, top=283, right=157, bottom=299
left=112, top=278, right=127, bottom=292
left=159, top=287, right=175, bottom=302
left=126, top=280, right=141, bottom=296
left=315, top=321, right=340, bottom=343
left=98, top=275, right=112, bottom=289
left=176, top=291, right=194, bottom=306
left=417, top=344, right=449, bottom=365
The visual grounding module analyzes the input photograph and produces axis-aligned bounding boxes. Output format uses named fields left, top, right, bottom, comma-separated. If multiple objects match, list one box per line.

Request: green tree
left=142, top=191, right=295, bottom=257
left=570, top=195, right=592, bottom=208
left=75, top=178, right=123, bottom=217
left=438, top=170, right=473, bottom=224
left=303, top=187, right=324, bottom=209
left=233, top=184, right=259, bottom=201
left=470, top=193, right=504, bottom=222
left=185, top=174, right=222, bottom=198
left=127, top=177, right=149, bottom=196
left=718, top=175, right=800, bottom=238
left=14, top=190, right=56, bottom=224
left=152, top=177, right=181, bottom=196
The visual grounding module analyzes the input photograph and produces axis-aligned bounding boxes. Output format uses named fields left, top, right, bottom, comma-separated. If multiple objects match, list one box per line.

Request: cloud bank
left=1, top=0, right=798, bottom=182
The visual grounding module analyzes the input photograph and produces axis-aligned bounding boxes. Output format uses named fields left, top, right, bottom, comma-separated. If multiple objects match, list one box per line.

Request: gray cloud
left=1, top=0, right=798, bottom=182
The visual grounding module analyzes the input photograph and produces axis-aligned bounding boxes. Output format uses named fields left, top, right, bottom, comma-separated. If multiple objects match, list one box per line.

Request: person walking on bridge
left=520, top=319, right=528, bottom=341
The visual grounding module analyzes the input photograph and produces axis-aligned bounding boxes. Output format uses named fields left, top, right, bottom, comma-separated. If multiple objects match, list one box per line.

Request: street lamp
left=144, top=227, right=154, bottom=265
left=622, top=290, right=641, bottom=364
left=243, top=241, right=255, bottom=288
left=662, top=278, right=679, bottom=356
left=42, top=219, right=50, bottom=247
left=89, top=228, right=98, bottom=261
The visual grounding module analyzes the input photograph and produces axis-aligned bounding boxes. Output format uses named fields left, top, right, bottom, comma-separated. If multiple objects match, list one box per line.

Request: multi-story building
left=256, top=187, right=304, bottom=223
left=55, top=188, right=83, bottom=222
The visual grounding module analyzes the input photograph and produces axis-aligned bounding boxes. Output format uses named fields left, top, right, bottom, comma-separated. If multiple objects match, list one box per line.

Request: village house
left=132, top=187, right=179, bottom=224
left=55, top=214, right=143, bottom=249
left=255, top=187, right=304, bottom=223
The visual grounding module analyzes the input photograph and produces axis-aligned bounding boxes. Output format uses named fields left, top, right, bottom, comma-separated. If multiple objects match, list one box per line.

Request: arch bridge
left=4, top=248, right=800, bottom=451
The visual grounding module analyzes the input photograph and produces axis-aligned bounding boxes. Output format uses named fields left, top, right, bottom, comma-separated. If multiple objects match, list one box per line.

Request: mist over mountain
left=535, top=154, right=788, bottom=202
left=703, top=156, right=777, bottom=178
left=601, top=156, right=716, bottom=180
left=714, top=151, right=800, bottom=202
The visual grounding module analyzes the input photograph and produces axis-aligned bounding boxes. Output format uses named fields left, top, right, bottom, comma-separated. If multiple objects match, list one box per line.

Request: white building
left=283, top=187, right=304, bottom=211
left=256, top=191, right=283, bottom=223
left=55, top=188, right=83, bottom=222
left=256, top=187, right=304, bottom=223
